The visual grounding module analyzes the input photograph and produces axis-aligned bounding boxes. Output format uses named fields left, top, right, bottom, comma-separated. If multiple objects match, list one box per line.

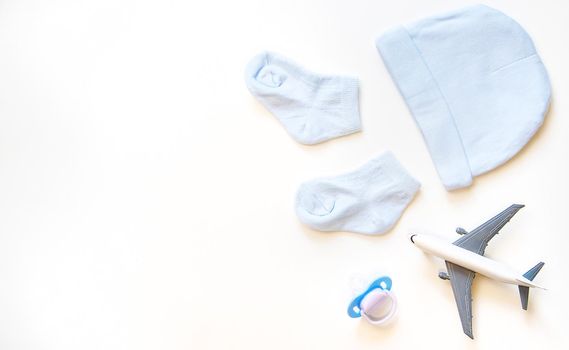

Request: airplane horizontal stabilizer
left=519, top=262, right=545, bottom=310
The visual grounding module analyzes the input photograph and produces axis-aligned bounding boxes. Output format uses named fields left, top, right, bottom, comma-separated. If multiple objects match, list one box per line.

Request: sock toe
left=295, top=184, right=342, bottom=231
left=297, top=186, right=335, bottom=216
left=256, top=64, right=287, bottom=87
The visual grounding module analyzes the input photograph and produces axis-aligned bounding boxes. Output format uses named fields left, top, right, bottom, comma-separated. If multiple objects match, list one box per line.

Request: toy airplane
left=410, top=204, right=545, bottom=339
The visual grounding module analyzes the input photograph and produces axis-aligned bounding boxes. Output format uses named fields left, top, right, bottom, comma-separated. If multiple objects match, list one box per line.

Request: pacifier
left=347, top=276, right=397, bottom=326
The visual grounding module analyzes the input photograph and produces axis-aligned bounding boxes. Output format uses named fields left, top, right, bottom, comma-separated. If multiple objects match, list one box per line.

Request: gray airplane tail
left=518, top=262, right=545, bottom=310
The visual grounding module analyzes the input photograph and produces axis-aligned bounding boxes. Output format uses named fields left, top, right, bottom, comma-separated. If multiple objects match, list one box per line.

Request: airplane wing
left=453, top=204, right=524, bottom=256
left=445, top=261, right=475, bottom=339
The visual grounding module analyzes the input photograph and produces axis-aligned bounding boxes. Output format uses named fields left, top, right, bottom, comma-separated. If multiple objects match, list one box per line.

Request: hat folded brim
left=376, top=27, right=473, bottom=190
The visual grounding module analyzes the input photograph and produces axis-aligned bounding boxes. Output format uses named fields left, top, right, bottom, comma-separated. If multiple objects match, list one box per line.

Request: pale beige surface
left=0, top=0, right=567, bottom=349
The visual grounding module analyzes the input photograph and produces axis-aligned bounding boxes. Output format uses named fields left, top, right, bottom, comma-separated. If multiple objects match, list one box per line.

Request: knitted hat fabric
left=376, top=5, right=551, bottom=190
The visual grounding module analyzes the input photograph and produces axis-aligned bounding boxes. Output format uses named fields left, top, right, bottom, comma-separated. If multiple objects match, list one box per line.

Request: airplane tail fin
left=518, top=262, right=545, bottom=310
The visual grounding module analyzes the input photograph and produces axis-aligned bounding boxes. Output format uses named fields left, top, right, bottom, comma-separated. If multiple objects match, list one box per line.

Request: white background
left=0, top=0, right=567, bottom=349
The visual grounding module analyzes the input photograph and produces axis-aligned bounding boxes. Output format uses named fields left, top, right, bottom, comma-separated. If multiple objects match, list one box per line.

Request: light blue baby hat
left=376, top=5, right=550, bottom=190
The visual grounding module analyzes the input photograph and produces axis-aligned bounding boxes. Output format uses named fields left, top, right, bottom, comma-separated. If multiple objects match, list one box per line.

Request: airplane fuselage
left=410, top=234, right=540, bottom=288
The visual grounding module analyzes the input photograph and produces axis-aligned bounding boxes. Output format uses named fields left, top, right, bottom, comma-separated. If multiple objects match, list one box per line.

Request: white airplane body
left=411, top=234, right=542, bottom=289
left=410, top=204, right=545, bottom=339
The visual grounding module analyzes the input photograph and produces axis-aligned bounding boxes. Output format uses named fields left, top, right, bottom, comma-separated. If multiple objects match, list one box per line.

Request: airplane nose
left=409, top=234, right=417, bottom=243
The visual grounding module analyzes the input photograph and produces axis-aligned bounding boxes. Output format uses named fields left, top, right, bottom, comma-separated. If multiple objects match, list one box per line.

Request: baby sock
left=245, top=51, right=361, bottom=145
left=295, top=152, right=420, bottom=235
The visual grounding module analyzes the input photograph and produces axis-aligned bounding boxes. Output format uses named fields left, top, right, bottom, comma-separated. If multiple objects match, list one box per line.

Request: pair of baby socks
left=245, top=53, right=419, bottom=235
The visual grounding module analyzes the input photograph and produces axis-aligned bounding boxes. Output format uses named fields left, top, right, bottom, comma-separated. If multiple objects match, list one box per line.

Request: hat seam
left=490, top=52, right=537, bottom=75
left=401, top=27, right=472, bottom=176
